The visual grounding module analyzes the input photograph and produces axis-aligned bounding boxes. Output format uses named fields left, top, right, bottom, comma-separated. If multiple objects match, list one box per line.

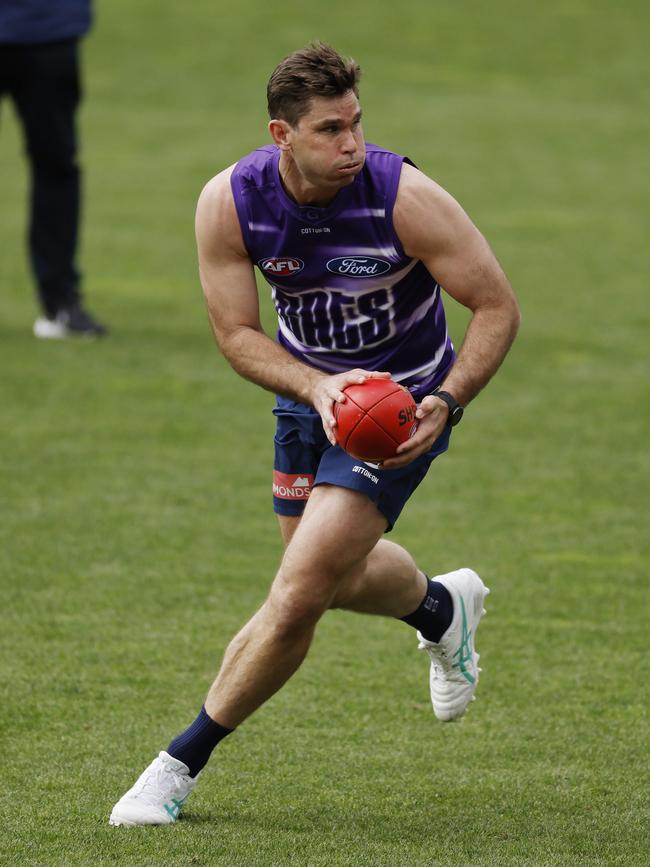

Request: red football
left=334, top=379, right=418, bottom=461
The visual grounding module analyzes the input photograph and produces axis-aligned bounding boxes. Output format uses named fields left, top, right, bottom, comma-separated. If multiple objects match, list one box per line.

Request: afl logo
left=326, top=256, right=391, bottom=278
left=260, top=257, right=304, bottom=276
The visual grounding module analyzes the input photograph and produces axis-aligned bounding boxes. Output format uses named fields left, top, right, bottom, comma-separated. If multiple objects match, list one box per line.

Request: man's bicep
left=423, top=226, right=513, bottom=313
left=196, top=173, right=263, bottom=339
left=395, top=164, right=514, bottom=311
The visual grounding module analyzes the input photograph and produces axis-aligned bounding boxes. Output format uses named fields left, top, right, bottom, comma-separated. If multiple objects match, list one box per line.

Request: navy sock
left=167, top=706, right=233, bottom=777
left=400, top=576, right=453, bottom=643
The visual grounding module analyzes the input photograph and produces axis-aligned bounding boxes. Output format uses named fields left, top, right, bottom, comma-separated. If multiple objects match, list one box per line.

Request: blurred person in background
left=0, top=0, right=107, bottom=337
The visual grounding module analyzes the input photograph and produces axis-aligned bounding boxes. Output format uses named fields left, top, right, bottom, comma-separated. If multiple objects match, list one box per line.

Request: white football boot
left=109, top=751, right=199, bottom=826
left=417, top=568, right=490, bottom=721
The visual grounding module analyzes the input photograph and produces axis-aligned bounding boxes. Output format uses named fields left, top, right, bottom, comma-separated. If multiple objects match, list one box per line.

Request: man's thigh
left=280, top=485, right=388, bottom=584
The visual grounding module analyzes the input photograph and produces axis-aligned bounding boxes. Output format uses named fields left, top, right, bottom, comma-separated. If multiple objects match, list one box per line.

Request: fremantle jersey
left=230, top=143, right=455, bottom=400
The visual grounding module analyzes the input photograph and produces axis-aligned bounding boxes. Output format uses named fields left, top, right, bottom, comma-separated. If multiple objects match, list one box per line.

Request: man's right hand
left=310, top=369, right=392, bottom=447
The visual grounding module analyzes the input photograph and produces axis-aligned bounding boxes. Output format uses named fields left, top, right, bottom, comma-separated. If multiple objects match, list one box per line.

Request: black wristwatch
left=432, top=389, right=464, bottom=426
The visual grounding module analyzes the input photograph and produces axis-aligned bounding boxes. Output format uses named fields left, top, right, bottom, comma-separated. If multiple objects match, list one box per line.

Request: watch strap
left=432, top=389, right=464, bottom=425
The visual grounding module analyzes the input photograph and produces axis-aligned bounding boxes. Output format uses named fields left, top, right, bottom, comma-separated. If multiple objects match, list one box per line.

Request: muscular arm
left=384, top=163, right=521, bottom=467
left=197, top=169, right=318, bottom=401
left=196, top=169, right=388, bottom=444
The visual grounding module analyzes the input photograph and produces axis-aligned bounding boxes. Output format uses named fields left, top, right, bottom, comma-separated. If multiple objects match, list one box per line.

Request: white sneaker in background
left=33, top=315, right=68, bottom=339
left=33, top=304, right=108, bottom=339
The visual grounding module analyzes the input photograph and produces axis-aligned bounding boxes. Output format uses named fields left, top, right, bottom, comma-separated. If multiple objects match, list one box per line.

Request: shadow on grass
left=180, top=800, right=463, bottom=840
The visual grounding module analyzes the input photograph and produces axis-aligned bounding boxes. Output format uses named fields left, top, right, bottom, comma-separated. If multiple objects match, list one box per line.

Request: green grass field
left=1, top=1, right=648, bottom=864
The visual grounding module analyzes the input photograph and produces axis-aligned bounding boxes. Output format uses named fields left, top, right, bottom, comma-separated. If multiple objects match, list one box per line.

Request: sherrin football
left=334, top=379, right=418, bottom=462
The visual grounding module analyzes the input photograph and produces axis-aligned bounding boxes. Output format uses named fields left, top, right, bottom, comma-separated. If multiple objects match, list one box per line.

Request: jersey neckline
left=270, top=147, right=358, bottom=225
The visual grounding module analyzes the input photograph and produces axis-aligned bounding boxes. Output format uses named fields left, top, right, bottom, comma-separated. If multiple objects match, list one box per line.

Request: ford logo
left=326, top=256, right=391, bottom=278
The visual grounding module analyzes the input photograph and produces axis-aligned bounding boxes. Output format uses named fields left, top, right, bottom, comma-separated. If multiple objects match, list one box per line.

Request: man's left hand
left=380, top=394, right=449, bottom=469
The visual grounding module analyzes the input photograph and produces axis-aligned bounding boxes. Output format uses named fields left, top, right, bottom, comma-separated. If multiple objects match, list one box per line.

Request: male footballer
left=110, top=42, right=520, bottom=826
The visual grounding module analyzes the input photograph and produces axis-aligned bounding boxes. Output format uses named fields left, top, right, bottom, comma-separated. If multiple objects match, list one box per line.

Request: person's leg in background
left=11, top=39, right=107, bottom=337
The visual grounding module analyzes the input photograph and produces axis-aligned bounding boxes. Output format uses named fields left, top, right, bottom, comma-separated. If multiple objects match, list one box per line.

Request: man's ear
left=268, top=119, right=293, bottom=150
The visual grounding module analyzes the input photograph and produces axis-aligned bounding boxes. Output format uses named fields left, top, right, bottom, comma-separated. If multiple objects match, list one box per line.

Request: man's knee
left=266, top=486, right=387, bottom=631
left=265, top=561, right=346, bottom=638
left=262, top=591, right=320, bottom=641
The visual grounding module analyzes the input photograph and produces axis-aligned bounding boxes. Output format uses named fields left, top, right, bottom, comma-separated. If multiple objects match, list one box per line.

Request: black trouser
left=0, top=39, right=82, bottom=316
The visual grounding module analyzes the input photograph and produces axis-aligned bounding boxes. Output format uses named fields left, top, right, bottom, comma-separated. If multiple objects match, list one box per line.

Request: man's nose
left=341, top=129, right=357, bottom=154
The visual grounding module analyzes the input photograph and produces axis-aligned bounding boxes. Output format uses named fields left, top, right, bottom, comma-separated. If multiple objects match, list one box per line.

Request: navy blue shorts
left=272, top=397, right=451, bottom=531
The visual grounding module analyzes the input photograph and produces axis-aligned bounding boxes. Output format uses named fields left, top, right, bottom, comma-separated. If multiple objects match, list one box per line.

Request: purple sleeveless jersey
left=230, top=143, right=455, bottom=399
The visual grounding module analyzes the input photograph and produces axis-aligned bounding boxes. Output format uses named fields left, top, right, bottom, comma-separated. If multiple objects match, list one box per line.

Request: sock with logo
left=167, top=706, right=233, bottom=777
left=400, top=576, right=453, bottom=643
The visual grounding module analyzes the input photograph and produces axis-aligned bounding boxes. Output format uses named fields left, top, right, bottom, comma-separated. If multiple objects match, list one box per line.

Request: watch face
left=434, top=390, right=463, bottom=425
left=450, top=406, right=464, bottom=426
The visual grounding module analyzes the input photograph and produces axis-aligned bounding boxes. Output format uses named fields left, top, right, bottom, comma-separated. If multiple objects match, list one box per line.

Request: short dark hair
left=267, top=42, right=361, bottom=127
